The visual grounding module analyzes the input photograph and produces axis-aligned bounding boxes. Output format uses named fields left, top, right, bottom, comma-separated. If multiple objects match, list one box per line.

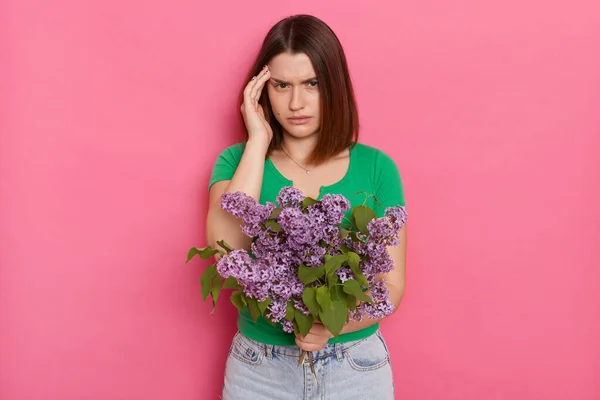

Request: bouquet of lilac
left=187, top=187, right=407, bottom=341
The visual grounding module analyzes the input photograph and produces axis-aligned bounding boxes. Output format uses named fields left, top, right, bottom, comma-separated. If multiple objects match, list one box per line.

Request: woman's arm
left=206, top=66, right=273, bottom=254
left=296, top=224, right=407, bottom=350
left=206, top=140, right=269, bottom=253
left=340, top=223, right=407, bottom=334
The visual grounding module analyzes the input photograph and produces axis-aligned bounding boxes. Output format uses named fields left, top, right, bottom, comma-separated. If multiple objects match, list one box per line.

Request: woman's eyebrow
left=270, top=77, right=318, bottom=84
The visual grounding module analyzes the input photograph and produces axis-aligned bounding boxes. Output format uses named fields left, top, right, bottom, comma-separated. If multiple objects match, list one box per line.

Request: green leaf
left=269, top=208, right=282, bottom=219
left=347, top=256, right=369, bottom=288
left=187, top=247, right=219, bottom=262
left=352, top=206, right=376, bottom=235
left=343, top=279, right=372, bottom=302
left=316, top=286, right=331, bottom=309
left=354, top=272, right=369, bottom=288
left=258, top=298, right=272, bottom=314
left=223, top=276, right=240, bottom=289
left=298, top=265, right=325, bottom=285
left=246, top=297, right=261, bottom=322
left=265, top=219, right=282, bottom=232
left=216, top=240, right=234, bottom=253
left=349, top=232, right=364, bottom=243
left=295, top=310, right=314, bottom=337
left=230, top=290, right=245, bottom=311
left=200, top=264, right=217, bottom=301
left=339, top=244, right=353, bottom=254
left=330, top=282, right=346, bottom=303
left=210, top=275, right=223, bottom=308
left=324, top=254, right=347, bottom=275
left=327, top=271, right=340, bottom=290
left=346, top=251, right=360, bottom=269
left=285, top=301, right=296, bottom=321
left=319, top=300, right=348, bottom=337
left=346, top=294, right=358, bottom=310
left=302, top=197, right=319, bottom=208
left=338, top=229, right=350, bottom=240
left=302, top=287, right=319, bottom=316
left=357, top=272, right=369, bottom=288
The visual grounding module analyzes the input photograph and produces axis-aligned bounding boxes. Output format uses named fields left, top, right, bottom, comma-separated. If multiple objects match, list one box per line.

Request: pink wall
left=1, top=0, right=599, bottom=399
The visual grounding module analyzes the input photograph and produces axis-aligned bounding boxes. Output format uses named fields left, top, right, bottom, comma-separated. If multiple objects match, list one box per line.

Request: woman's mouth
left=287, top=116, right=312, bottom=125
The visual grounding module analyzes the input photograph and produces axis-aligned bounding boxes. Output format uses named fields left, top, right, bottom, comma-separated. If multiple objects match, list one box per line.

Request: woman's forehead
left=268, top=52, right=316, bottom=80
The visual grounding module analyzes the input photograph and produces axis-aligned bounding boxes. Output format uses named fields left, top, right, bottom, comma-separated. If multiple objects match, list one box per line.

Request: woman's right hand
left=241, top=65, right=273, bottom=149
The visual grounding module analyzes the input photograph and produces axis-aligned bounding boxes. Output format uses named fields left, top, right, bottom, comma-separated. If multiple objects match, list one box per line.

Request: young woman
left=206, top=14, right=407, bottom=400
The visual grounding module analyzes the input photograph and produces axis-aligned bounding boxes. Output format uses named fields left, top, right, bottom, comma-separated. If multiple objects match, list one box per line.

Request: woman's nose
left=289, top=87, right=304, bottom=110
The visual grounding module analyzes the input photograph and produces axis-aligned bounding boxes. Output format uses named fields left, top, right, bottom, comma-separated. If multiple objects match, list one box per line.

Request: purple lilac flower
left=216, top=250, right=273, bottom=302
left=319, top=194, right=351, bottom=225
left=322, top=226, right=341, bottom=244
left=251, top=232, right=282, bottom=258
left=303, top=246, right=327, bottom=267
left=369, top=206, right=407, bottom=242
left=294, top=299, right=310, bottom=315
left=266, top=299, right=286, bottom=322
left=360, top=298, right=395, bottom=319
left=281, top=320, right=294, bottom=333
left=278, top=207, right=322, bottom=249
left=214, top=188, right=406, bottom=332
left=359, top=253, right=394, bottom=281
left=221, top=191, right=275, bottom=237
left=276, top=186, right=305, bottom=209
left=369, top=280, right=390, bottom=302
left=348, top=308, right=363, bottom=322
left=357, top=280, right=395, bottom=319
left=367, top=219, right=400, bottom=247
left=336, top=266, right=353, bottom=283
left=266, top=299, right=295, bottom=333
left=216, top=249, right=253, bottom=279
left=271, top=281, right=292, bottom=299
left=386, top=206, right=408, bottom=230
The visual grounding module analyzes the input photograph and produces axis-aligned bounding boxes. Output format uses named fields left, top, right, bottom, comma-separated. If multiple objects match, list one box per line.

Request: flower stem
left=308, top=352, right=318, bottom=384
left=298, top=351, right=318, bottom=385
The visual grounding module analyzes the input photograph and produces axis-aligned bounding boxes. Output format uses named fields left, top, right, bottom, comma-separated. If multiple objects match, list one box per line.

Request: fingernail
left=251, top=76, right=256, bottom=80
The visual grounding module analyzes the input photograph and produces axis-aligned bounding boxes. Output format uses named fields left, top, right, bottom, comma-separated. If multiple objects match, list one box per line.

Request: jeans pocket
left=228, top=332, right=265, bottom=366
left=344, top=330, right=390, bottom=372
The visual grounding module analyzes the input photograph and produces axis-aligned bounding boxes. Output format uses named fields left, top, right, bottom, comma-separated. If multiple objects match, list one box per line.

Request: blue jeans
left=222, top=329, right=395, bottom=399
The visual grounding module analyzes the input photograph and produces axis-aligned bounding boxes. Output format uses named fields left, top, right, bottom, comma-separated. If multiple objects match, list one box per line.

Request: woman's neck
left=280, top=134, right=318, bottom=165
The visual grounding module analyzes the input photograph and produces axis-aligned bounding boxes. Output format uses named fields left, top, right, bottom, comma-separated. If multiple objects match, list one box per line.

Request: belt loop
left=335, top=343, right=343, bottom=361
left=265, top=344, right=274, bottom=360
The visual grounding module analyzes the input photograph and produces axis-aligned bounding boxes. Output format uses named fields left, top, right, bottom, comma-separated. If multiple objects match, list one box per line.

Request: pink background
left=1, top=0, right=599, bottom=399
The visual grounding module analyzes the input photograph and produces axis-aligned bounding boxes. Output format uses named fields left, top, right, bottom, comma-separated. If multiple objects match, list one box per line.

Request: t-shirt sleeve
left=208, top=143, right=245, bottom=192
left=374, top=150, right=406, bottom=217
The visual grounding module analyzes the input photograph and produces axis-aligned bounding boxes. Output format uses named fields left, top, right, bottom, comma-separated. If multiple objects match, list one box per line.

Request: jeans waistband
left=236, top=330, right=380, bottom=361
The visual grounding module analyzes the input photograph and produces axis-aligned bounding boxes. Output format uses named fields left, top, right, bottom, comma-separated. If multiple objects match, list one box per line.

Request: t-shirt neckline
left=265, top=144, right=357, bottom=198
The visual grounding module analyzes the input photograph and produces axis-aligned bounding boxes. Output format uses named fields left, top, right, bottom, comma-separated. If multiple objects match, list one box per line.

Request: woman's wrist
left=246, top=137, right=270, bottom=155
left=340, top=316, right=382, bottom=335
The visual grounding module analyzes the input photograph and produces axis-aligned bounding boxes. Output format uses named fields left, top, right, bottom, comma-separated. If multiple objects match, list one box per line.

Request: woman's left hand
left=295, top=322, right=334, bottom=352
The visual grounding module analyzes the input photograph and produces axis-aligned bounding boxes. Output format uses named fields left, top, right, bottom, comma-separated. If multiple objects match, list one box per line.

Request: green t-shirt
left=208, top=142, right=406, bottom=345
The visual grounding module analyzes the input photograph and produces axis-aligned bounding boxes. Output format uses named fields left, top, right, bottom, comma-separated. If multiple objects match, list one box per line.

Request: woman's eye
left=308, top=81, right=318, bottom=87
left=276, top=83, right=288, bottom=89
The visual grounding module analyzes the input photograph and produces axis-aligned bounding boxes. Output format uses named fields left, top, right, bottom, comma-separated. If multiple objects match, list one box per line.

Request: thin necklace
left=281, top=146, right=312, bottom=174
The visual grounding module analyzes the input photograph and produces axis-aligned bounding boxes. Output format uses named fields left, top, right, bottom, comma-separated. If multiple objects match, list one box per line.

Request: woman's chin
left=282, top=124, right=320, bottom=138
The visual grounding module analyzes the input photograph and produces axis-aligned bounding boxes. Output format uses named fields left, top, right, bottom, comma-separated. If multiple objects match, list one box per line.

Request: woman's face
left=266, top=52, right=321, bottom=139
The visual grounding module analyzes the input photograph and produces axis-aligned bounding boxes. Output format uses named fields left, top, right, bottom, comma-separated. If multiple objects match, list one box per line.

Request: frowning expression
left=267, top=52, right=321, bottom=138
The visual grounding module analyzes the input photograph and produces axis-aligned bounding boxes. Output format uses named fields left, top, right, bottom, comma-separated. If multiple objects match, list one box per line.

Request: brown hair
left=241, top=14, right=359, bottom=165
